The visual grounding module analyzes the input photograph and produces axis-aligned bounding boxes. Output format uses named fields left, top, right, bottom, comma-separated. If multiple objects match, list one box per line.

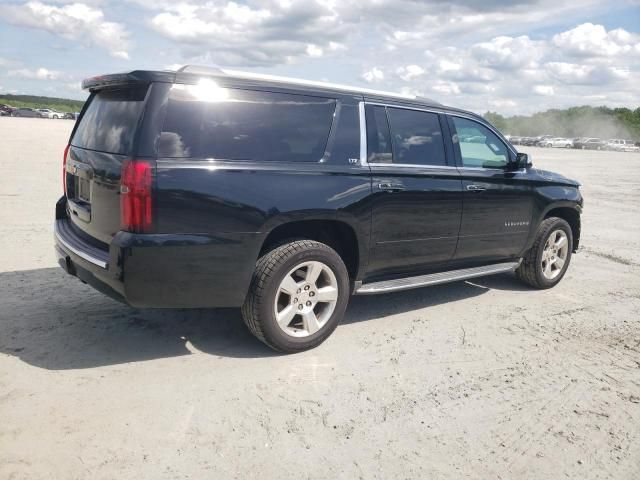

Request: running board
left=355, top=261, right=521, bottom=295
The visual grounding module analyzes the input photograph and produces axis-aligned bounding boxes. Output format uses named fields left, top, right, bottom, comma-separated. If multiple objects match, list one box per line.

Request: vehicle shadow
left=0, top=267, right=527, bottom=370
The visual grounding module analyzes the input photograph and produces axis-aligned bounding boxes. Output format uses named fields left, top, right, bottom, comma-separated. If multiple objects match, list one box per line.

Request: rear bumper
left=54, top=199, right=261, bottom=308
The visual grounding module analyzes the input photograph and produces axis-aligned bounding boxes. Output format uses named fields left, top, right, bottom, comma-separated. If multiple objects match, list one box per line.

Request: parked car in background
left=621, top=140, right=639, bottom=152
left=520, top=137, right=538, bottom=146
left=607, top=139, right=639, bottom=152
left=539, top=137, right=574, bottom=148
left=37, top=108, right=64, bottom=119
left=509, top=136, right=523, bottom=145
left=63, top=112, right=77, bottom=120
left=574, top=138, right=607, bottom=150
left=0, top=104, right=15, bottom=116
left=11, top=107, right=43, bottom=118
left=534, top=135, right=554, bottom=146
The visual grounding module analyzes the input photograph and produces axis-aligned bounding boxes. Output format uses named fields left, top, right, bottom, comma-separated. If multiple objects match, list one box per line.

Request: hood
left=530, top=168, right=581, bottom=187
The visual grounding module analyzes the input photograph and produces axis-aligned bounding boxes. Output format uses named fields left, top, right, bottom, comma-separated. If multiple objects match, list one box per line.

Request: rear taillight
left=63, top=144, right=70, bottom=195
left=120, top=159, right=154, bottom=233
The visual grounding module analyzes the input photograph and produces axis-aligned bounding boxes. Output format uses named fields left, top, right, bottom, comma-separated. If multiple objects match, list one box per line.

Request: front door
left=447, top=115, right=533, bottom=262
left=366, top=104, right=463, bottom=279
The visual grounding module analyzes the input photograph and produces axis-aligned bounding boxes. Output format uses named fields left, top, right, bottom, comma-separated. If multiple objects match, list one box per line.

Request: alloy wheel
left=541, top=229, right=569, bottom=280
left=273, top=261, right=339, bottom=337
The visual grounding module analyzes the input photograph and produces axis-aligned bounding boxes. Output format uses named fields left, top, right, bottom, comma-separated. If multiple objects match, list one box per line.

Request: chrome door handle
left=378, top=183, right=405, bottom=192
left=466, top=184, right=486, bottom=192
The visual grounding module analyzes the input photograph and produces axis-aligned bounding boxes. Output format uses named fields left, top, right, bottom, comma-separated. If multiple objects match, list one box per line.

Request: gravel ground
left=1, top=116, right=639, bottom=479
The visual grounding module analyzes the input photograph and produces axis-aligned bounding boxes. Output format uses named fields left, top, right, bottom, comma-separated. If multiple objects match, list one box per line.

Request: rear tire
left=242, top=240, right=350, bottom=353
left=516, top=217, right=573, bottom=289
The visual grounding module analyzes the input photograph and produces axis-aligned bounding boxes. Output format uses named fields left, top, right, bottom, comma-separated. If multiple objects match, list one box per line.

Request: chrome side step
left=355, top=261, right=521, bottom=295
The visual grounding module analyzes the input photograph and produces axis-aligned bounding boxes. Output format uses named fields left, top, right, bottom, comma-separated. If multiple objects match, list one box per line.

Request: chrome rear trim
left=54, top=220, right=108, bottom=269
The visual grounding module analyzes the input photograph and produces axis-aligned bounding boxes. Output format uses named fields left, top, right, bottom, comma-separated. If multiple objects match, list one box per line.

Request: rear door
left=447, top=115, right=533, bottom=262
left=366, top=103, right=463, bottom=279
left=65, top=84, right=151, bottom=244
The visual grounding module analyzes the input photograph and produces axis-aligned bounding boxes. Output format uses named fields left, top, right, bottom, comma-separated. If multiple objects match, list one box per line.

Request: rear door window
left=159, top=85, right=336, bottom=162
left=386, top=107, right=447, bottom=166
left=366, top=104, right=447, bottom=166
left=71, top=86, right=148, bottom=155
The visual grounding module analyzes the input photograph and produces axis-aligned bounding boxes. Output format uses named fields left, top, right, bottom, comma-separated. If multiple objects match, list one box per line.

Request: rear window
left=71, top=86, right=148, bottom=155
left=159, top=84, right=336, bottom=162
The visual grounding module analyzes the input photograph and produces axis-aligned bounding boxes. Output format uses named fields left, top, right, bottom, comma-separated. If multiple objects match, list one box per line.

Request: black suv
left=54, top=67, right=583, bottom=352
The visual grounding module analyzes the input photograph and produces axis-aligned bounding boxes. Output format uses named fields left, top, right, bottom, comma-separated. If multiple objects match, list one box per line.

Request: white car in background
left=607, top=139, right=639, bottom=152
left=36, top=108, right=63, bottom=119
left=539, top=137, right=574, bottom=148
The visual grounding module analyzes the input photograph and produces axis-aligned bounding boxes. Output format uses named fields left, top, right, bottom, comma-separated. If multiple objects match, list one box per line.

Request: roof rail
left=175, top=65, right=429, bottom=101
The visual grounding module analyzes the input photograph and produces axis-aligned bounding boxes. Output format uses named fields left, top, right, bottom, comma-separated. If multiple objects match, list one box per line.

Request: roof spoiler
left=81, top=70, right=176, bottom=91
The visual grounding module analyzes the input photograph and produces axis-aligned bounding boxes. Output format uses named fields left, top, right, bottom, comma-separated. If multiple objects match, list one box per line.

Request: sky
left=0, top=0, right=639, bottom=115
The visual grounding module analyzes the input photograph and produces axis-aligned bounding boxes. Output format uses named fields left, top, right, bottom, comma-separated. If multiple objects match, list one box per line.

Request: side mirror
left=513, top=152, right=532, bottom=169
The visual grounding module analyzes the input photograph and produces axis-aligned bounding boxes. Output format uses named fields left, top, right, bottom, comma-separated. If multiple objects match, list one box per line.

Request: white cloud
left=553, top=23, right=640, bottom=58
left=488, top=99, right=518, bottom=109
left=0, top=57, right=18, bottom=68
left=0, top=1, right=130, bottom=59
left=472, top=35, right=545, bottom=70
left=396, top=64, right=425, bottom=81
left=362, top=67, right=385, bottom=83
left=544, top=62, right=629, bottom=85
left=306, top=44, right=323, bottom=57
left=431, top=81, right=461, bottom=95
left=533, top=85, right=555, bottom=96
left=149, top=1, right=346, bottom=66
left=1, top=0, right=639, bottom=115
left=8, top=67, right=63, bottom=80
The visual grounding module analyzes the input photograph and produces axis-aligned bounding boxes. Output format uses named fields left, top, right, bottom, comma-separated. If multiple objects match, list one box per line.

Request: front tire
left=516, top=217, right=573, bottom=289
left=242, top=240, right=350, bottom=353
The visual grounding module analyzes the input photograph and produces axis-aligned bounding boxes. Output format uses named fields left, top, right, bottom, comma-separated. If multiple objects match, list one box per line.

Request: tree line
left=0, top=94, right=86, bottom=113
left=484, top=106, right=640, bottom=141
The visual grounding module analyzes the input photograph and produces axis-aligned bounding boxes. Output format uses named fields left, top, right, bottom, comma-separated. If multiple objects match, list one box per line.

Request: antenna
left=414, top=96, right=442, bottom=106
left=177, top=65, right=225, bottom=75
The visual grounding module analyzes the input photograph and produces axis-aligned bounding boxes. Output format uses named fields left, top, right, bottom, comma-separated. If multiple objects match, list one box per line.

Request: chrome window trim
left=457, top=166, right=527, bottom=173
left=362, top=101, right=451, bottom=169
left=360, top=100, right=519, bottom=172
left=358, top=101, right=367, bottom=165
left=364, top=101, right=444, bottom=115
left=368, top=163, right=459, bottom=170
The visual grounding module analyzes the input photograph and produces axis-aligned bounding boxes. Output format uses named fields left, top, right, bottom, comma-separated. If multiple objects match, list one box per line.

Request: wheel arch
left=259, top=218, right=366, bottom=281
left=543, top=205, right=581, bottom=252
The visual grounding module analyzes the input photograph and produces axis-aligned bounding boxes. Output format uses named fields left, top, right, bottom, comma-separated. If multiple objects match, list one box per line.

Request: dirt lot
left=1, top=116, right=639, bottom=479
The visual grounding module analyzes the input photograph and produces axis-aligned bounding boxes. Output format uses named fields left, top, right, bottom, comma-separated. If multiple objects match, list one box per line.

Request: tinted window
left=365, top=105, right=392, bottom=163
left=71, top=86, right=148, bottom=155
left=386, top=108, right=446, bottom=166
left=159, top=85, right=336, bottom=162
left=325, top=103, right=360, bottom=165
left=451, top=117, right=508, bottom=169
